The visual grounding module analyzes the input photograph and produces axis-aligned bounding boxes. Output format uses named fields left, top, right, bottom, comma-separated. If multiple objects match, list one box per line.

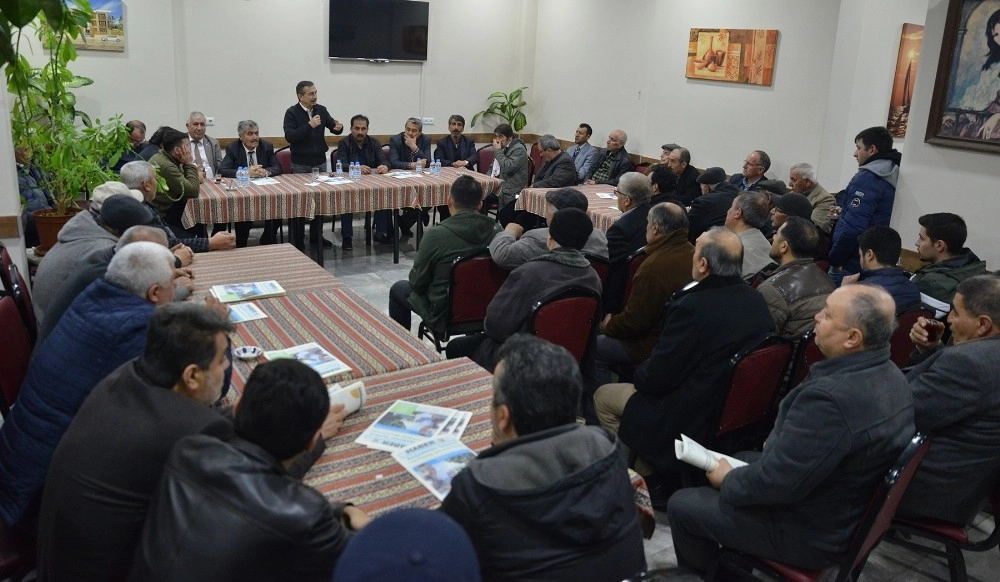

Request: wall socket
left=421, top=117, right=434, bottom=126
left=206, top=116, right=216, bottom=126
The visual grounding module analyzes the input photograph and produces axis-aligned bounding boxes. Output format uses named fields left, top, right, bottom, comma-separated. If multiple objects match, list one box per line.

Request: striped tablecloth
left=228, top=288, right=441, bottom=394
left=182, top=168, right=503, bottom=228
left=517, top=183, right=623, bottom=232
left=190, top=244, right=343, bottom=300
left=302, top=357, right=656, bottom=536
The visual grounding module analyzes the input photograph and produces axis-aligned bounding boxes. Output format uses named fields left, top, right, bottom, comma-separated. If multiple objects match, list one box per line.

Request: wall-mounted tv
left=329, top=0, right=429, bottom=62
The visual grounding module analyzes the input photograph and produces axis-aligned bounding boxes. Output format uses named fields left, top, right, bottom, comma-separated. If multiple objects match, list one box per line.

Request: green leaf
left=513, top=112, right=527, bottom=132
left=0, top=0, right=44, bottom=28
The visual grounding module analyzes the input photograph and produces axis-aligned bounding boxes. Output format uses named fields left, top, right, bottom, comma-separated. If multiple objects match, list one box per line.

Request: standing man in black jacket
left=283, top=80, right=344, bottom=251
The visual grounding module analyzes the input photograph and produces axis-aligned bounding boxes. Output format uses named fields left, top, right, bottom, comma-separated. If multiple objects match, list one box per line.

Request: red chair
left=477, top=145, right=495, bottom=175
left=716, top=335, right=796, bottom=439
left=634, top=163, right=650, bottom=175
left=329, top=149, right=340, bottom=170
left=529, top=142, right=542, bottom=182
left=0, top=296, right=32, bottom=418
left=528, top=286, right=602, bottom=365
left=417, top=252, right=509, bottom=351
left=888, top=482, right=1000, bottom=582
left=889, top=307, right=934, bottom=368
left=275, top=147, right=292, bottom=175
left=586, top=254, right=610, bottom=289
left=789, top=330, right=825, bottom=389
left=1, top=243, right=37, bottom=346
left=622, top=247, right=647, bottom=305
left=710, top=433, right=930, bottom=582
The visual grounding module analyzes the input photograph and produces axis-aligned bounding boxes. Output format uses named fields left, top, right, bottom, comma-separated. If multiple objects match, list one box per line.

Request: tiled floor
left=262, top=219, right=1000, bottom=580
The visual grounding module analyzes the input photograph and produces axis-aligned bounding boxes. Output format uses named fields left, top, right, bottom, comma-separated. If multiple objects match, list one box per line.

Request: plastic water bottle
left=415, top=159, right=424, bottom=174
left=432, top=159, right=441, bottom=176
left=335, top=160, right=343, bottom=178
left=350, top=161, right=359, bottom=178
left=237, top=166, right=250, bottom=188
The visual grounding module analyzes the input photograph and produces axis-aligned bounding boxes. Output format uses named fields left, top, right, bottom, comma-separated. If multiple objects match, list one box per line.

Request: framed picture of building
left=926, top=0, right=1000, bottom=153
left=685, top=28, right=779, bottom=86
left=71, top=0, right=124, bottom=52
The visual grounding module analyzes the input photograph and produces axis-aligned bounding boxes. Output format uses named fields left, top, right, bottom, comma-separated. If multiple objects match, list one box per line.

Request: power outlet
left=421, top=117, right=434, bottom=126
left=206, top=116, right=216, bottom=126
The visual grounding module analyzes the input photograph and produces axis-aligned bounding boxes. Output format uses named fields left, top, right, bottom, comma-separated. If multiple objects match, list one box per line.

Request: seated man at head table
left=667, top=285, right=914, bottom=576
left=216, top=119, right=281, bottom=248
left=0, top=241, right=178, bottom=531
left=337, top=114, right=390, bottom=249
left=129, top=359, right=368, bottom=580
left=388, top=174, right=501, bottom=335
left=185, top=111, right=223, bottom=182
left=377, top=116, right=434, bottom=242
left=898, top=274, right=1000, bottom=526
left=488, top=187, right=608, bottom=270
left=441, top=334, right=646, bottom=581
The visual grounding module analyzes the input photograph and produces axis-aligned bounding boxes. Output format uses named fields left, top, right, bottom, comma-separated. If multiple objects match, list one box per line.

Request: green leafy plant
left=471, top=86, right=528, bottom=133
left=5, top=0, right=131, bottom=215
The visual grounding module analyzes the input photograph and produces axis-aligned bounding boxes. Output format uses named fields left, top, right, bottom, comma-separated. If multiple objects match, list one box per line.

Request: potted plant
left=5, top=0, right=130, bottom=250
left=471, top=86, right=528, bottom=133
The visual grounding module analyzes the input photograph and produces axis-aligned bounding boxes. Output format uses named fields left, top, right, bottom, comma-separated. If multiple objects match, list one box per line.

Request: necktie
left=193, top=140, right=204, bottom=168
left=248, top=150, right=256, bottom=166
left=572, top=148, right=580, bottom=160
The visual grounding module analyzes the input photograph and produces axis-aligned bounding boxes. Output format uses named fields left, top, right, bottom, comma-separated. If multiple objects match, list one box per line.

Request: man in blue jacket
left=828, top=126, right=901, bottom=285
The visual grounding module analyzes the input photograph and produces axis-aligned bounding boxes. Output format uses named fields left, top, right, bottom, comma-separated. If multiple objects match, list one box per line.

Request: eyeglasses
left=614, top=188, right=631, bottom=199
left=743, top=160, right=763, bottom=168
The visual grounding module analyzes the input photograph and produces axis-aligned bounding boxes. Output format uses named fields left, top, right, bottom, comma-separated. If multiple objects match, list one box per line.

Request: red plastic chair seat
left=529, top=287, right=601, bottom=364
left=892, top=516, right=970, bottom=544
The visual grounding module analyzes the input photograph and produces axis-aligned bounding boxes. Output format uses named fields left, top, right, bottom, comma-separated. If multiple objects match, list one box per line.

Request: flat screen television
left=329, top=0, right=429, bottom=62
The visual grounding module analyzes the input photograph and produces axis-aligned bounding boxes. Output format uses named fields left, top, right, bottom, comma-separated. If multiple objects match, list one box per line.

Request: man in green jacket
left=389, top=175, right=500, bottom=333
left=149, top=127, right=203, bottom=237
left=911, top=212, right=987, bottom=316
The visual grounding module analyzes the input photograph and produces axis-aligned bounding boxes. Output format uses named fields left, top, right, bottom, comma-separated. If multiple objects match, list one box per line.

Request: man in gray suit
left=667, top=284, right=914, bottom=575
left=186, top=111, right=223, bottom=181
left=900, top=273, right=1000, bottom=525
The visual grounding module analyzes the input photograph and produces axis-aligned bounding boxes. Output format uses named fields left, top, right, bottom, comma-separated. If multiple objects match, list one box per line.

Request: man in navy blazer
left=218, top=120, right=282, bottom=247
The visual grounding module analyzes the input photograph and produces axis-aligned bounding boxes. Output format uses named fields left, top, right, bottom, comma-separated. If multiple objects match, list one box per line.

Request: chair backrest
left=717, top=335, right=796, bottom=436
left=585, top=255, right=610, bottom=289
left=0, top=296, right=33, bottom=417
left=529, top=142, right=542, bottom=181
left=890, top=307, right=934, bottom=368
left=275, top=147, right=292, bottom=175
left=1, top=243, right=37, bottom=346
left=329, top=149, right=339, bottom=169
left=446, top=253, right=509, bottom=335
left=528, top=286, right=602, bottom=364
left=836, top=433, right=929, bottom=580
left=477, top=145, right=495, bottom=175
left=622, top=246, right=647, bottom=304
left=634, top=163, right=650, bottom=175
left=789, top=330, right=825, bottom=388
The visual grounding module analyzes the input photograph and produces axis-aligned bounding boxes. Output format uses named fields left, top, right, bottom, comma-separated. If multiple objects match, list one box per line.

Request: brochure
left=392, top=437, right=476, bottom=501
left=210, top=280, right=286, bottom=303
left=264, top=342, right=352, bottom=381
left=355, top=400, right=456, bottom=452
left=228, top=302, right=268, bottom=323
left=674, top=434, right=748, bottom=472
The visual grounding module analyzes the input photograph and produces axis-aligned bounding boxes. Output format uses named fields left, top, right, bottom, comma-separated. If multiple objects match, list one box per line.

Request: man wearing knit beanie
left=447, top=208, right=602, bottom=372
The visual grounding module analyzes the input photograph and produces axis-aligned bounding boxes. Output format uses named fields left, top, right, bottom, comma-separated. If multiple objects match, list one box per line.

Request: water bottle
left=335, top=160, right=343, bottom=178
left=238, top=166, right=250, bottom=188
left=350, top=161, right=358, bottom=178
left=354, top=161, right=361, bottom=178
left=435, top=158, right=442, bottom=176
left=415, top=159, right=424, bottom=174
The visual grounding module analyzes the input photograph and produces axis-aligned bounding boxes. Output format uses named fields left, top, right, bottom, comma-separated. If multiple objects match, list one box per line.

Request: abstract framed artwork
left=926, top=0, right=1000, bottom=153
left=685, top=28, right=779, bottom=86
left=887, top=24, right=924, bottom=138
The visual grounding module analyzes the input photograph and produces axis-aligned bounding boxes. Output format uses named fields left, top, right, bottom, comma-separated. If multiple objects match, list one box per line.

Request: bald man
left=584, top=129, right=634, bottom=186
left=667, top=285, right=914, bottom=575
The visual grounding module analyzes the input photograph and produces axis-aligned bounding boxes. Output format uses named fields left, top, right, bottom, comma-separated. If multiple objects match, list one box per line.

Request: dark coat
left=603, top=228, right=694, bottom=363
left=899, top=336, right=1000, bottom=524
left=605, top=203, right=652, bottom=313
left=722, top=347, right=914, bottom=560
left=586, top=148, right=634, bottom=186
left=440, top=425, right=646, bottom=582
left=37, top=360, right=233, bottom=581
left=828, top=153, right=900, bottom=271
left=494, top=138, right=530, bottom=207
left=388, top=132, right=432, bottom=170
left=219, top=138, right=282, bottom=178
left=128, top=436, right=351, bottom=581
left=675, top=164, right=702, bottom=206
left=337, top=135, right=389, bottom=169
left=283, top=102, right=342, bottom=167
left=435, top=134, right=477, bottom=169
left=856, top=266, right=922, bottom=313
left=531, top=151, right=578, bottom=188
left=687, top=182, right=739, bottom=242
left=620, top=275, right=774, bottom=473
left=0, top=280, right=154, bottom=527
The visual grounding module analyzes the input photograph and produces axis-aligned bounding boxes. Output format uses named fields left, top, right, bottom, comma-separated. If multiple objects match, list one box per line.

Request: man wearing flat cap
left=449, top=208, right=602, bottom=372
left=489, top=187, right=608, bottom=270
left=687, top=166, right=739, bottom=242
left=770, top=192, right=814, bottom=231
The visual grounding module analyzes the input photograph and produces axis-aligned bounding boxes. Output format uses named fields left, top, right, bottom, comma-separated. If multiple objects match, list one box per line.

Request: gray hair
left=538, top=134, right=561, bottom=151
left=845, top=286, right=897, bottom=350
left=956, top=274, right=1000, bottom=326
left=649, top=202, right=688, bottom=233
left=734, top=191, right=770, bottom=229
left=701, top=226, right=743, bottom=278
left=237, top=120, right=259, bottom=135
left=114, top=226, right=168, bottom=251
left=105, top=241, right=175, bottom=298
left=675, top=147, right=691, bottom=164
left=406, top=117, right=423, bottom=130
left=120, top=160, right=156, bottom=189
left=611, top=129, right=628, bottom=145
left=790, top=162, right=816, bottom=181
left=188, top=111, right=205, bottom=121
left=618, top=172, right=651, bottom=205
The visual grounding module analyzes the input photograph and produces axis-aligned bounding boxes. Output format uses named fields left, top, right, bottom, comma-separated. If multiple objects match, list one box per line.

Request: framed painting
left=887, top=24, right=924, bottom=138
left=70, top=0, right=125, bottom=52
left=926, top=0, right=1000, bottom=153
left=685, top=28, right=779, bottom=86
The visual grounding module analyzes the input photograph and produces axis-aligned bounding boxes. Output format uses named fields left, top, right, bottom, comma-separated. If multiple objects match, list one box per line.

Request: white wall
left=893, top=0, right=1000, bottom=268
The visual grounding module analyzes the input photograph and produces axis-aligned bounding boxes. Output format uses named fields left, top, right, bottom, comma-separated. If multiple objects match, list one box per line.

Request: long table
left=516, top=183, right=623, bottom=232
left=302, top=358, right=656, bottom=537
left=190, top=243, right=342, bottom=301
left=181, top=168, right=503, bottom=263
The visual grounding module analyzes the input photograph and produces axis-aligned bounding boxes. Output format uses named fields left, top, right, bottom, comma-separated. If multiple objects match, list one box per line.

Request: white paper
left=210, top=280, right=286, bottom=303
left=250, top=177, right=280, bottom=185
left=439, top=410, right=472, bottom=440
left=392, top=437, right=476, bottom=501
left=674, top=434, right=748, bottom=472
left=596, top=192, right=615, bottom=199
left=318, top=176, right=354, bottom=185
left=355, top=400, right=457, bottom=452
left=228, top=302, right=268, bottom=323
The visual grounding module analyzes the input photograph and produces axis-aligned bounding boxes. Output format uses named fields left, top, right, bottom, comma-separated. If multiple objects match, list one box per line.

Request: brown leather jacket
left=757, top=259, right=835, bottom=337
